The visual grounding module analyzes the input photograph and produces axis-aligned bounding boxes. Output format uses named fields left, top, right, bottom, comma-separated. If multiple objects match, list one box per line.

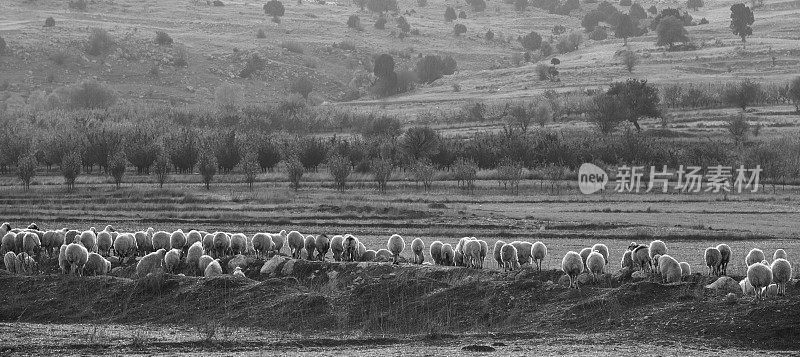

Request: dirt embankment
left=1, top=258, right=798, bottom=352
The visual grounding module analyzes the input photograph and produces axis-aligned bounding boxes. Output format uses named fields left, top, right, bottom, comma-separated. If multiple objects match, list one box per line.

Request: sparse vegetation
left=415, top=55, right=456, bottom=84
left=723, top=79, right=762, bottom=111
left=155, top=31, right=173, bottom=46
left=290, top=77, right=314, bottom=99
left=621, top=50, right=638, bottom=72
left=444, top=6, right=457, bottom=22
left=61, top=151, right=81, bottom=191
left=347, top=15, right=362, bottom=30
left=375, top=16, right=387, bottom=29
left=656, top=16, right=689, bottom=50
left=264, top=0, right=285, bottom=22
left=521, top=31, right=542, bottom=51
left=85, top=28, right=114, bottom=56
left=454, top=23, right=467, bottom=36
left=256, top=28, right=267, bottom=38
left=281, top=41, right=305, bottom=53
left=367, top=0, right=398, bottom=13
left=68, top=0, right=87, bottom=11
left=44, top=17, right=55, bottom=27
left=0, top=36, right=5, bottom=55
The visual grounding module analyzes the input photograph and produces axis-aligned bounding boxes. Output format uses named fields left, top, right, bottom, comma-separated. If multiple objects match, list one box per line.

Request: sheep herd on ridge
left=1, top=222, right=794, bottom=300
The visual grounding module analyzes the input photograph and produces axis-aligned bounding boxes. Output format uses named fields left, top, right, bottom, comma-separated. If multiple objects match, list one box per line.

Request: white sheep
left=22, top=232, right=41, bottom=259
left=716, top=244, right=731, bottom=275
left=3, top=251, right=15, bottom=273
left=387, top=234, right=405, bottom=264
left=657, top=254, right=681, bottom=283
left=411, top=238, right=425, bottom=264
left=375, top=248, right=392, bottom=261
left=562, top=251, right=583, bottom=289
left=186, top=230, right=203, bottom=248
left=740, top=277, right=755, bottom=296
left=314, top=234, right=330, bottom=261
left=151, top=231, right=170, bottom=252
left=304, top=235, right=316, bottom=260
left=198, top=254, right=214, bottom=273
left=342, top=234, right=360, bottom=262
left=65, top=241, right=89, bottom=276
left=330, top=235, right=344, bottom=261
left=464, top=239, right=482, bottom=269
left=441, top=244, right=454, bottom=266
left=205, top=259, right=223, bottom=277
left=746, top=261, right=772, bottom=300
left=591, top=243, right=609, bottom=265
left=252, top=233, right=273, bottom=260
left=362, top=250, right=376, bottom=261
left=0, top=222, right=11, bottom=237
left=430, top=241, right=443, bottom=265
left=80, top=230, right=98, bottom=253
left=621, top=250, right=633, bottom=269
left=84, top=252, right=110, bottom=276
left=357, top=242, right=367, bottom=261
left=136, top=249, right=166, bottom=278
left=649, top=240, right=667, bottom=271
left=628, top=243, right=651, bottom=272
left=135, top=230, right=153, bottom=255
left=579, top=247, right=592, bottom=271
left=773, top=249, right=787, bottom=261
left=15, top=252, right=37, bottom=275
left=212, top=232, right=231, bottom=258
left=500, top=243, right=519, bottom=272
left=770, top=258, right=792, bottom=296
left=233, top=266, right=246, bottom=277
left=479, top=240, right=488, bottom=266
left=164, top=248, right=182, bottom=273
left=113, top=233, right=138, bottom=264
left=493, top=240, right=505, bottom=268
left=170, top=230, right=187, bottom=251
left=1, top=232, right=16, bottom=255
left=586, top=250, right=605, bottom=281
left=518, top=241, right=533, bottom=266
left=679, top=262, right=691, bottom=278
left=202, top=233, right=214, bottom=254
left=230, top=233, right=248, bottom=256
left=58, top=244, right=69, bottom=274
left=41, top=229, right=66, bottom=258
left=273, top=230, right=287, bottom=254
left=532, top=241, right=547, bottom=271
left=287, top=231, right=305, bottom=259
left=96, top=231, right=113, bottom=257
left=704, top=247, right=722, bottom=276
left=186, top=241, right=204, bottom=275
left=745, top=248, right=765, bottom=267
left=454, top=237, right=471, bottom=267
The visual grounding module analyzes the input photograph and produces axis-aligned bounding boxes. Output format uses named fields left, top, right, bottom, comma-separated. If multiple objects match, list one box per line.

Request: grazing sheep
left=770, top=258, right=792, bottom=296
left=518, top=241, right=533, bottom=266
left=493, top=240, right=505, bottom=268
left=252, top=233, right=273, bottom=260
left=151, top=231, right=171, bottom=252
left=358, top=242, right=368, bottom=261
left=621, top=250, right=633, bottom=269
left=170, top=230, right=187, bottom=251
left=679, top=262, right=691, bottom=278
left=202, top=233, right=214, bottom=254
left=375, top=249, right=392, bottom=261
left=205, top=259, right=223, bottom=277
left=562, top=251, right=583, bottom=289
left=3, top=251, right=15, bottom=273
left=362, top=250, right=376, bottom=262
left=164, top=249, right=182, bottom=273
left=113, top=233, right=138, bottom=263
left=628, top=243, right=652, bottom=273
left=0, top=222, right=11, bottom=236
left=304, top=235, right=316, bottom=260
left=705, top=247, right=722, bottom=276
left=342, top=234, right=360, bottom=262
left=314, top=234, right=330, bottom=261
left=186, top=242, right=204, bottom=275
left=41, top=229, right=65, bottom=258
left=430, top=241, right=444, bottom=265
left=586, top=250, right=605, bottom=281
left=745, top=248, right=766, bottom=267
left=410, top=238, right=425, bottom=264
left=454, top=237, right=471, bottom=267
left=84, top=253, right=110, bottom=276
left=500, top=243, right=519, bottom=272
left=136, top=249, right=167, bottom=278
left=65, top=242, right=89, bottom=276
left=1, top=232, right=16, bottom=254
left=479, top=240, right=488, bottom=265
left=591, top=243, right=609, bottom=265
left=441, top=244, right=454, bottom=266
left=649, top=240, right=667, bottom=271
left=96, top=231, right=113, bottom=257
left=740, top=277, right=755, bottom=296
left=65, top=230, right=80, bottom=245
left=579, top=247, right=592, bottom=271
left=532, top=242, right=547, bottom=271
left=716, top=244, right=732, bottom=275
left=135, top=230, right=153, bottom=255
left=212, top=232, right=231, bottom=258
left=58, top=245, right=68, bottom=274
left=657, top=254, right=681, bottom=283
left=330, top=235, right=344, bottom=261
left=22, top=232, right=41, bottom=258
left=464, top=239, right=482, bottom=268
left=287, top=231, right=305, bottom=259
left=198, top=255, right=214, bottom=273
left=233, top=266, right=246, bottom=277
left=15, top=252, right=37, bottom=275
left=273, top=230, right=287, bottom=254
left=387, top=234, right=405, bottom=264
left=230, top=233, right=247, bottom=256
left=78, top=230, right=97, bottom=253
left=186, top=230, right=203, bottom=248
left=773, top=249, right=787, bottom=261
left=747, top=261, right=772, bottom=300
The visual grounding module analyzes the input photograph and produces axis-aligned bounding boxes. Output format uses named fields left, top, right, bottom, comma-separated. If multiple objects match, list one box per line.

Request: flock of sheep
left=0, top=222, right=794, bottom=299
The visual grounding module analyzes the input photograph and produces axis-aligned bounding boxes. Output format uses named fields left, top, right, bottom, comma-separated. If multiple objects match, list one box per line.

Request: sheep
left=170, top=230, right=187, bottom=252
left=41, top=229, right=66, bottom=258
left=479, top=240, right=488, bottom=266
left=202, top=233, right=214, bottom=254
left=716, top=244, right=732, bottom=275
left=164, top=249, right=182, bottom=273
left=135, top=230, right=153, bottom=255
left=562, top=251, right=583, bottom=289
left=22, top=232, right=41, bottom=259
left=96, top=231, right=113, bottom=257
left=362, top=250, right=376, bottom=262
left=621, top=250, right=633, bottom=269
left=0, top=222, right=10, bottom=236
left=186, top=241, right=204, bottom=275
left=441, top=244, right=454, bottom=266
left=579, top=247, right=592, bottom=271
left=233, top=266, right=246, bottom=277
left=151, top=231, right=171, bottom=252
left=745, top=248, right=765, bottom=267
left=287, top=231, right=305, bottom=259
left=628, top=243, right=652, bottom=273
left=184, top=230, right=201, bottom=247
left=113, top=233, right=138, bottom=264
left=657, top=254, right=681, bottom=283
left=493, top=240, right=505, bottom=268
left=430, top=241, right=444, bottom=265
left=375, top=249, right=392, bottom=261
left=770, top=258, right=792, bottom=296
left=591, top=243, right=609, bottom=265
left=3, top=251, right=15, bottom=273
left=76, top=230, right=96, bottom=253
left=740, top=277, right=755, bottom=296
left=198, top=254, right=214, bottom=273
left=454, top=237, right=471, bottom=267
left=410, top=238, right=425, bottom=264
left=464, top=239, right=482, bottom=268
left=649, top=240, right=667, bottom=271
left=586, top=250, right=605, bottom=282
left=65, top=241, right=89, bottom=276
left=84, top=252, right=110, bottom=276
left=303, top=235, right=316, bottom=260
left=205, top=259, right=223, bottom=277
left=252, top=233, right=273, bottom=260
left=330, top=235, right=344, bottom=261
left=58, top=245, right=68, bottom=274
left=15, top=252, right=37, bottom=275
left=272, top=230, right=287, bottom=254
left=212, top=232, right=231, bottom=258
left=314, top=234, right=330, bottom=261
left=387, top=234, right=405, bottom=264
left=679, top=262, right=691, bottom=277
left=136, top=249, right=166, bottom=278
left=342, top=234, right=360, bottom=262
left=230, top=233, right=247, bottom=256
left=1, top=232, right=15, bottom=254
left=500, top=243, right=519, bottom=272
left=746, top=261, right=772, bottom=300
left=773, top=249, right=787, bottom=261
left=704, top=247, right=722, bottom=276
left=517, top=241, right=533, bottom=266
left=65, top=230, right=80, bottom=244
left=532, top=241, right=547, bottom=271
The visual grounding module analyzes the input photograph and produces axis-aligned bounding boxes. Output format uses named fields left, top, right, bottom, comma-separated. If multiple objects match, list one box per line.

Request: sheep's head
left=627, top=242, right=637, bottom=251
left=1, top=222, right=11, bottom=232
left=27, top=223, right=39, bottom=230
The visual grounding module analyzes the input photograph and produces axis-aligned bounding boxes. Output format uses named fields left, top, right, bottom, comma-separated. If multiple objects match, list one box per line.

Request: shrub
left=290, top=77, right=314, bottom=99
left=214, top=83, right=241, bottom=111
left=198, top=148, right=217, bottom=190
left=687, top=0, right=703, bottom=11
left=417, top=0, right=427, bottom=6
left=299, top=137, right=327, bottom=170
left=723, top=79, right=762, bottom=111
left=730, top=3, right=754, bottom=44
left=153, top=151, right=170, bottom=188
left=727, top=115, right=750, bottom=143
left=397, top=16, right=410, bottom=33
left=124, top=125, right=159, bottom=174
left=591, top=94, right=628, bottom=134
left=400, top=126, right=441, bottom=162
left=371, top=158, right=393, bottom=192
left=582, top=10, right=603, bottom=32
left=264, top=0, right=285, bottom=21
left=553, top=25, right=566, bottom=35
left=521, top=31, right=542, bottom=51
left=497, top=159, right=523, bottom=192
left=256, top=139, right=281, bottom=171
left=540, top=41, right=553, bottom=57
left=327, top=154, right=351, bottom=191
left=109, top=151, right=127, bottom=188
left=444, top=6, right=457, bottom=21
left=375, top=16, right=387, bottom=29
left=285, top=156, right=304, bottom=190
left=698, top=17, right=708, bottom=25
left=453, top=158, right=478, bottom=191
left=155, top=31, right=173, bottom=46
left=486, top=29, right=494, bottom=41
left=459, top=10, right=467, bottom=19
left=214, top=130, right=241, bottom=173
left=454, top=23, right=467, bottom=36
left=395, top=70, right=417, bottom=93
left=536, top=64, right=551, bottom=81
left=86, top=28, right=114, bottom=56
left=166, top=128, right=199, bottom=173
left=68, top=0, right=87, bottom=11
left=648, top=5, right=657, bottom=14
left=410, top=158, right=435, bottom=190
left=212, top=0, right=224, bottom=6
left=281, top=41, right=305, bottom=54
left=347, top=15, right=361, bottom=29
left=514, top=0, right=528, bottom=11
left=44, top=17, right=55, bottom=27
left=256, top=28, right=267, bottom=38
left=50, top=50, right=69, bottom=65
left=240, top=54, right=266, bottom=78
left=415, top=55, right=456, bottom=84
left=656, top=16, right=689, bottom=49
left=17, top=155, right=37, bottom=191
left=240, top=151, right=258, bottom=189
left=173, top=45, right=189, bottom=67
left=467, top=0, right=486, bottom=11
left=621, top=50, right=638, bottom=72
left=62, top=151, right=82, bottom=191
left=367, top=0, right=398, bottom=13
left=556, top=32, right=582, bottom=53
left=589, top=27, right=607, bottom=40
left=630, top=3, right=647, bottom=20
left=64, top=80, right=117, bottom=110
left=607, top=78, right=661, bottom=130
